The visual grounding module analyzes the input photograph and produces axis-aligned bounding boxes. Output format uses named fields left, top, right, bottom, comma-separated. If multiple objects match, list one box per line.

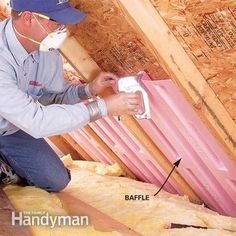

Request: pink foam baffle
left=70, top=116, right=180, bottom=195
left=139, top=74, right=236, bottom=216
left=70, top=128, right=113, bottom=165
left=69, top=74, right=236, bottom=217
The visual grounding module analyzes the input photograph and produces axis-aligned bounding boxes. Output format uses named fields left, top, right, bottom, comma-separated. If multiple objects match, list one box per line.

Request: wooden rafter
left=48, top=135, right=84, bottom=160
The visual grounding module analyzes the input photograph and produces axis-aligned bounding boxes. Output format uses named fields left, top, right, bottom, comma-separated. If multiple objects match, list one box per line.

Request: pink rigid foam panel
left=139, top=76, right=236, bottom=216
left=70, top=128, right=113, bottom=165
left=70, top=118, right=182, bottom=194
left=70, top=75, right=236, bottom=217
left=88, top=117, right=180, bottom=194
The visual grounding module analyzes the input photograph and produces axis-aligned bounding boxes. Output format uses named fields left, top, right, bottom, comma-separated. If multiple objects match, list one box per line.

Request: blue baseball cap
left=10, top=0, right=86, bottom=25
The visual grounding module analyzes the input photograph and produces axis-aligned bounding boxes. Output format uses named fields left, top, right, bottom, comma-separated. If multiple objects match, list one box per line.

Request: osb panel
left=0, top=3, right=9, bottom=21
left=150, top=0, right=236, bottom=121
left=70, top=0, right=168, bottom=79
left=0, top=5, right=9, bottom=21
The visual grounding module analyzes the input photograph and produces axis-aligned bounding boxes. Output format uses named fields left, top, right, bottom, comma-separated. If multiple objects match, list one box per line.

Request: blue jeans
left=0, top=130, right=71, bottom=192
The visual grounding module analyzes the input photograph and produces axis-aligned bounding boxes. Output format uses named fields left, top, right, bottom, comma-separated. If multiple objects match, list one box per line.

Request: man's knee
left=32, top=168, right=71, bottom=192
left=47, top=169, right=71, bottom=192
left=48, top=176, right=70, bottom=192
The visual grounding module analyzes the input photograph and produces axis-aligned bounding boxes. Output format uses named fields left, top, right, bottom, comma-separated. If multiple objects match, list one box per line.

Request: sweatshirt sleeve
left=0, top=68, right=91, bottom=139
left=38, top=52, right=92, bottom=106
left=38, top=82, right=92, bottom=106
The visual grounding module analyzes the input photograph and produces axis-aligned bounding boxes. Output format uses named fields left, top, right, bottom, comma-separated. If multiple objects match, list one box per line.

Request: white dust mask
left=33, top=14, right=68, bottom=52
left=13, top=15, right=68, bottom=52
left=39, top=28, right=68, bottom=51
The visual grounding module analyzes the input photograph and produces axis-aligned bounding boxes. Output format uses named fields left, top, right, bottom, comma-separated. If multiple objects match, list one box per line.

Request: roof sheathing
left=151, top=0, right=236, bottom=122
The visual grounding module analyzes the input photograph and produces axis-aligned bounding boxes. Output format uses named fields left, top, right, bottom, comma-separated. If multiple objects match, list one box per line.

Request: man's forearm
left=39, top=84, right=93, bottom=106
left=78, top=84, right=93, bottom=100
left=85, top=99, right=107, bottom=122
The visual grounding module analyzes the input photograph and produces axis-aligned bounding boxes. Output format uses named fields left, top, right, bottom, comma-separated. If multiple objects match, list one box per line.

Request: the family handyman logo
left=12, top=211, right=89, bottom=228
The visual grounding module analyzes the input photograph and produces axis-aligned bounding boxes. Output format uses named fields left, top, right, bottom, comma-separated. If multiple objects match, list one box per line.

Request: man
left=0, top=0, right=140, bottom=192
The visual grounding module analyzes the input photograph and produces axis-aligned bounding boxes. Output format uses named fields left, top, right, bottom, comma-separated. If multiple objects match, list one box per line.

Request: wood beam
left=116, top=0, right=236, bottom=161
left=48, top=135, right=84, bottom=160
left=58, top=191, right=140, bottom=235
left=61, top=134, right=94, bottom=161
left=60, top=37, right=100, bottom=82
left=0, top=189, right=32, bottom=236
left=61, top=36, right=201, bottom=202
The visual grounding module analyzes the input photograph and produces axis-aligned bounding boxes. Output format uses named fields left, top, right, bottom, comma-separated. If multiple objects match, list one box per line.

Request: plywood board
left=0, top=0, right=9, bottom=21
left=69, top=0, right=168, bottom=79
left=150, top=0, right=236, bottom=122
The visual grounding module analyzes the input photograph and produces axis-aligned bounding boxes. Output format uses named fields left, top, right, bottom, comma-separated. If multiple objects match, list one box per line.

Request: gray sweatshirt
left=0, top=18, right=107, bottom=138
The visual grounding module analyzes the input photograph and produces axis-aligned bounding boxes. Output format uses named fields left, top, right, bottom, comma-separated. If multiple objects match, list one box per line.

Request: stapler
left=117, top=72, right=151, bottom=120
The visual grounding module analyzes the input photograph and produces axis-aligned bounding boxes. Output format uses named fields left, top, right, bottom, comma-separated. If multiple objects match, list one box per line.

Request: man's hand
left=104, top=93, right=141, bottom=116
left=89, top=72, right=118, bottom=96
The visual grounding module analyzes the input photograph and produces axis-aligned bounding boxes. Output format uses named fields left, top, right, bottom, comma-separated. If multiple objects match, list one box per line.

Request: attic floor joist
left=0, top=189, right=31, bottom=236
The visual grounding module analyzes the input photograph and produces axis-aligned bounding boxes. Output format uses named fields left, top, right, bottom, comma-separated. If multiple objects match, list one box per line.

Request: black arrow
left=154, top=159, right=182, bottom=196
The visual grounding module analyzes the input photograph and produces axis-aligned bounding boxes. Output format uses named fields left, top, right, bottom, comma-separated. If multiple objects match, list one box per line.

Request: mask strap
left=32, top=13, right=66, bottom=32
left=13, top=25, right=41, bottom=46
left=32, top=14, right=51, bottom=36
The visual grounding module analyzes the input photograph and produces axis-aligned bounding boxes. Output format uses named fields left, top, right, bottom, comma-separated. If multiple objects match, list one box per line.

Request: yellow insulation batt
left=4, top=185, right=121, bottom=236
left=3, top=159, right=236, bottom=236
left=61, top=154, right=126, bottom=176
